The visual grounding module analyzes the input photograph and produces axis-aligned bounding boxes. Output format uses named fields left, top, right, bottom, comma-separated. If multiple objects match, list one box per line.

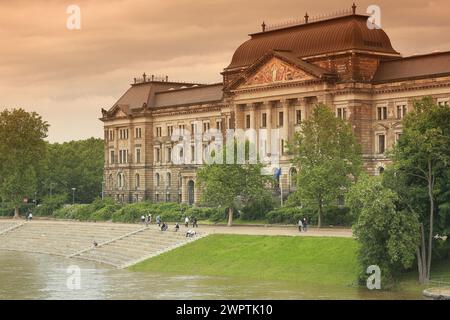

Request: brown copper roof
left=226, top=14, right=399, bottom=70
left=373, top=51, right=450, bottom=83
left=154, top=83, right=223, bottom=108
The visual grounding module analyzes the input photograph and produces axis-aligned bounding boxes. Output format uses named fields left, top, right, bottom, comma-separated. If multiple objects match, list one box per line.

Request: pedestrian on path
left=174, top=222, right=180, bottom=232
left=298, top=219, right=303, bottom=232
left=148, top=213, right=152, bottom=225
left=156, top=215, right=161, bottom=227
left=184, top=216, right=189, bottom=228
left=192, top=217, right=198, bottom=228
left=303, top=218, right=308, bottom=232
left=141, top=215, right=145, bottom=225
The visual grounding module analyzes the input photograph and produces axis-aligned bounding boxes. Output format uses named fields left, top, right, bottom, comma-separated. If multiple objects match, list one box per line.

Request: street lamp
left=71, top=188, right=76, bottom=205
left=49, top=182, right=56, bottom=198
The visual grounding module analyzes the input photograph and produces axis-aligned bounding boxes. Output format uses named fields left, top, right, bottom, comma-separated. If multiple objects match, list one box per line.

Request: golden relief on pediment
left=243, top=57, right=314, bottom=87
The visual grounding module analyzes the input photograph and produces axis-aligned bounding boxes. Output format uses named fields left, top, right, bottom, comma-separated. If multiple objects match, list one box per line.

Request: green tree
left=387, top=97, right=450, bottom=284
left=0, top=109, right=48, bottom=218
left=347, top=175, right=420, bottom=287
left=197, top=141, right=273, bottom=226
left=40, top=138, right=104, bottom=204
left=288, top=104, right=362, bottom=227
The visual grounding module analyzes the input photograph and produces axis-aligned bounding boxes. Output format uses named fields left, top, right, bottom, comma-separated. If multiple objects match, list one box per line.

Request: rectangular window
left=280, top=139, right=285, bottom=155
left=136, top=148, right=141, bottom=163
left=178, top=124, right=185, bottom=134
left=337, top=107, right=347, bottom=120
left=167, top=147, right=172, bottom=163
left=156, top=127, right=162, bottom=137
left=278, top=112, right=284, bottom=127
left=155, top=148, right=160, bottom=162
left=261, top=113, right=267, bottom=128
left=296, top=110, right=302, bottom=124
left=377, top=107, right=387, bottom=120
left=191, top=145, right=195, bottom=163
left=135, top=127, right=141, bottom=139
left=203, top=122, right=210, bottom=133
left=396, top=104, right=407, bottom=119
left=109, top=130, right=114, bottom=141
left=246, top=114, right=251, bottom=129
left=216, top=120, right=222, bottom=131
left=167, top=125, right=174, bottom=137
left=191, top=123, right=196, bottom=135
left=378, top=135, right=385, bottom=154
left=110, top=150, right=115, bottom=164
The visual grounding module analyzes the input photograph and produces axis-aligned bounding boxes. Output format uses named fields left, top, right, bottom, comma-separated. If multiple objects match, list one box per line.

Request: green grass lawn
left=130, top=234, right=360, bottom=286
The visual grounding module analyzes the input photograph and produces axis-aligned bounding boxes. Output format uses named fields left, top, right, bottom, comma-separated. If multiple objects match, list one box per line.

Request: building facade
left=100, top=7, right=450, bottom=204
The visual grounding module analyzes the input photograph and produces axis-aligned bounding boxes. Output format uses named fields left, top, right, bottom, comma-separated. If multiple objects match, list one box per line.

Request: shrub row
left=49, top=198, right=226, bottom=223
left=266, top=206, right=352, bottom=226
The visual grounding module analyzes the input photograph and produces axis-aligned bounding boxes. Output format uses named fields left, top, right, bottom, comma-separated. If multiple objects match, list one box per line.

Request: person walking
left=174, top=222, right=180, bottom=232
left=184, top=216, right=189, bottom=228
left=298, top=218, right=303, bottom=232
left=303, top=218, right=308, bottom=232
left=141, top=215, right=146, bottom=225
left=148, top=213, right=152, bottom=225
left=192, top=217, right=198, bottom=228
left=156, top=215, right=161, bottom=227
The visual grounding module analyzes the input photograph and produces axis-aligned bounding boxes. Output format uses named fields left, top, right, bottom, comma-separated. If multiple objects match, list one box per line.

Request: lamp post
left=71, top=188, right=76, bottom=205
left=49, top=182, right=55, bottom=198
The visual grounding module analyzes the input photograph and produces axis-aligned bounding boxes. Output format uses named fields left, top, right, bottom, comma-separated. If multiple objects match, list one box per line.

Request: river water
left=0, top=250, right=422, bottom=300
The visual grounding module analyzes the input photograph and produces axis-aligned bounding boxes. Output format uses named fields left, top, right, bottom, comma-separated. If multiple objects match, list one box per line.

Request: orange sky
left=1, top=0, right=450, bottom=142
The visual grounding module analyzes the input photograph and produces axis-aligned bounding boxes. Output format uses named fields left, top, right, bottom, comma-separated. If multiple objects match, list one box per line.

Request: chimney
left=166, top=75, right=169, bottom=82
left=304, top=12, right=309, bottom=23
left=261, top=21, right=266, bottom=32
left=142, top=72, right=147, bottom=82
left=151, top=74, right=155, bottom=81
left=352, top=3, right=357, bottom=15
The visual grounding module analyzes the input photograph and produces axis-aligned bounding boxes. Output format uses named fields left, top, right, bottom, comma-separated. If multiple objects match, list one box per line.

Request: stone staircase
left=0, top=220, right=205, bottom=268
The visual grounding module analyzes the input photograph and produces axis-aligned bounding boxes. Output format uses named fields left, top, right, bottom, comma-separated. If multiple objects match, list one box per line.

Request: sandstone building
left=100, top=6, right=450, bottom=204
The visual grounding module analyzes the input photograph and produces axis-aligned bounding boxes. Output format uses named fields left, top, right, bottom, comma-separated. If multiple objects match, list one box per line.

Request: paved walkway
left=193, top=224, right=353, bottom=238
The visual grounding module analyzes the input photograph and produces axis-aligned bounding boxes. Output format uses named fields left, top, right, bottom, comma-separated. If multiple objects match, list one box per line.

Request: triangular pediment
left=241, top=57, right=316, bottom=87
left=226, top=50, right=336, bottom=91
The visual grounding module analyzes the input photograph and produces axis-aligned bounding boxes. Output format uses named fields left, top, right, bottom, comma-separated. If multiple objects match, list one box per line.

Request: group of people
left=139, top=213, right=198, bottom=236
left=298, top=218, right=308, bottom=232
left=184, top=216, right=198, bottom=228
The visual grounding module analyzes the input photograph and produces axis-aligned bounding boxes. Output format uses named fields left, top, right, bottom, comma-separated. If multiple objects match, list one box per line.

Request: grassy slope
left=130, top=234, right=360, bottom=286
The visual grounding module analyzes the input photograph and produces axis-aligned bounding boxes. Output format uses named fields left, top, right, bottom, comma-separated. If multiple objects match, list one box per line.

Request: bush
left=33, top=194, right=67, bottom=216
left=240, top=196, right=276, bottom=221
left=185, top=207, right=225, bottom=222
left=266, top=205, right=352, bottom=226
left=53, top=204, right=88, bottom=220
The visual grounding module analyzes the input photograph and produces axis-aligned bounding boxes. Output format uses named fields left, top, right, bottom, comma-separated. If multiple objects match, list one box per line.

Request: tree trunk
left=417, top=224, right=427, bottom=284
left=426, top=160, right=435, bottom=282
left=317, top=204, right=323, bottom=228
left=227, top=207, right=233, bottom=227
left=14, top=206, right=20, bottom=219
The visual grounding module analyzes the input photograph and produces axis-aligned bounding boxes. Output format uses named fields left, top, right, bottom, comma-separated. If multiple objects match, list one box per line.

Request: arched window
left=117, top=173, right=123, bottom=188
left=166, top=172, right=171, bottom=186
left=155, top=173, right=160, bottom=186
left=378, top=167, right=385, bottom=175
left=135, top=174, right=140, bottom=189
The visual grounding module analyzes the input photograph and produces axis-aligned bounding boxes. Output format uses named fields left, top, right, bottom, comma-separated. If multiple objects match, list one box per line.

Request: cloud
left=1, top=0, right=450, bottom=142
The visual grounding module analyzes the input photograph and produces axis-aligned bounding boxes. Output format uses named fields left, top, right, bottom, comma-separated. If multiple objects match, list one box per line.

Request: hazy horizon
left=1, top=0, right=450, bottom=143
